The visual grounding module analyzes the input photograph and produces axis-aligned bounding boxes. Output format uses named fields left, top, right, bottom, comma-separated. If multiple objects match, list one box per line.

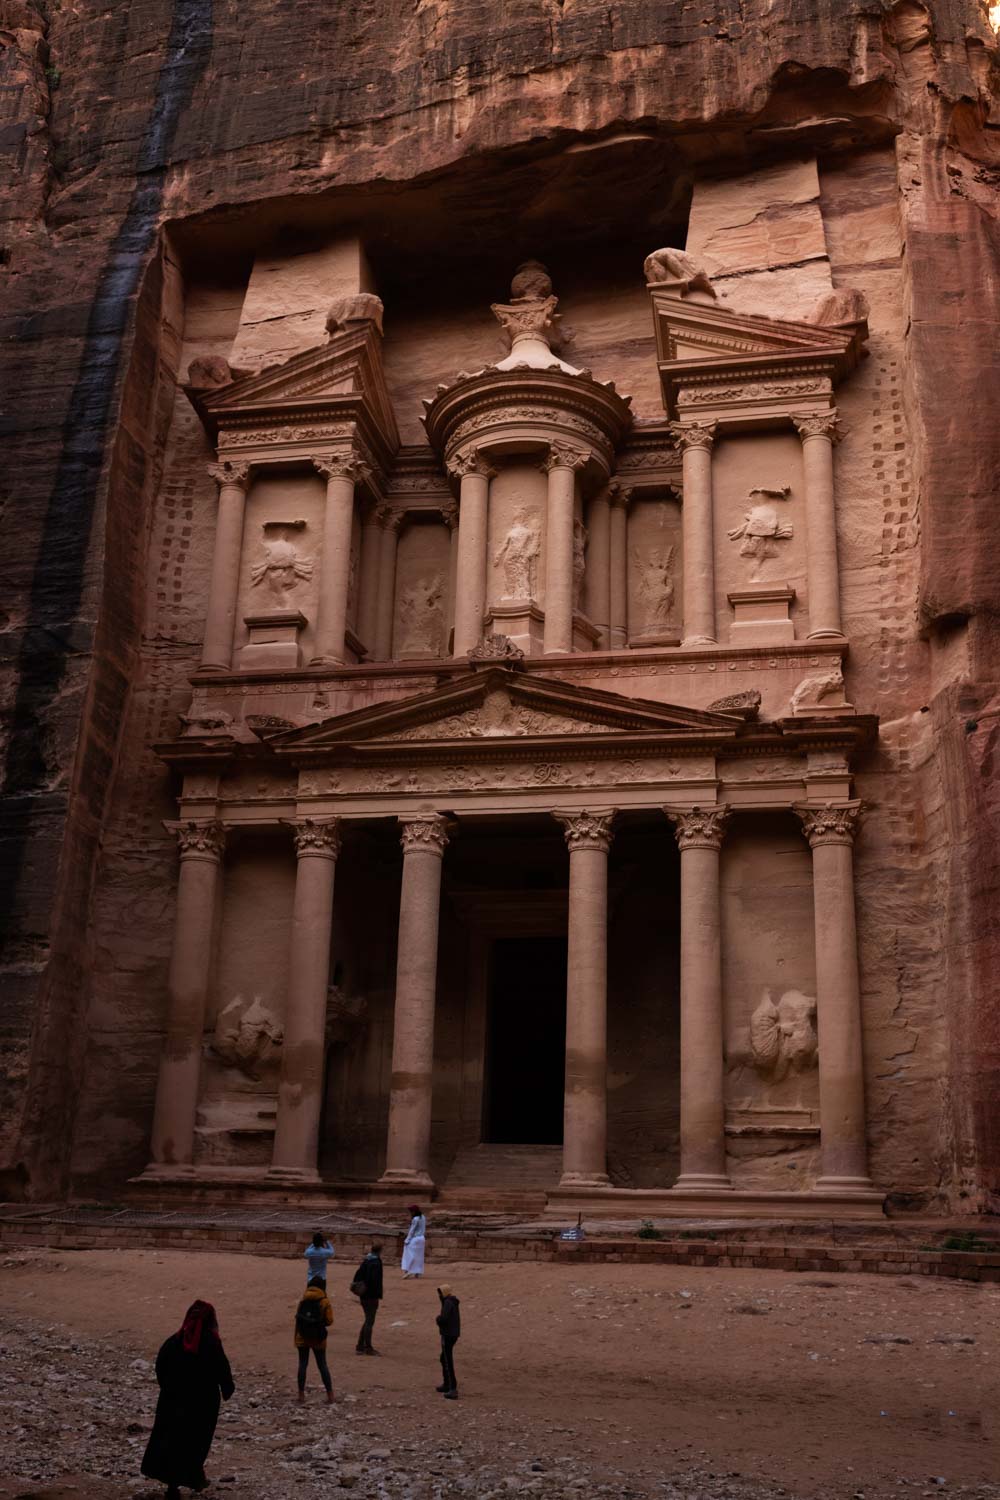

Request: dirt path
left=1, top=1247, right=997, bottom=1499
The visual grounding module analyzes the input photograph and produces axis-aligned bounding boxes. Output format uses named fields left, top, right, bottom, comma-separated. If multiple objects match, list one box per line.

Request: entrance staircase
left=437, top=1143, right=563, bottom=1213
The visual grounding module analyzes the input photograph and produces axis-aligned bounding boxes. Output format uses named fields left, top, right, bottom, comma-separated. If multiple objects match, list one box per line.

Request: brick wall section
left=2, top=1223, right=998, bottom=1283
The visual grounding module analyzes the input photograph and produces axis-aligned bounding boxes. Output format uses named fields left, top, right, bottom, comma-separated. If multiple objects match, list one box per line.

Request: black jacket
left=354, top=1252, right=383, bottom=1301
left=436, top=1292, right=460, bottom=1340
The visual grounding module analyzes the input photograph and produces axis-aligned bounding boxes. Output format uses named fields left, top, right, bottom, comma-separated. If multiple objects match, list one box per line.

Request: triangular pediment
left=188, top=324, right=400, bottom=453
left=269, top=668, right=747, bottom=758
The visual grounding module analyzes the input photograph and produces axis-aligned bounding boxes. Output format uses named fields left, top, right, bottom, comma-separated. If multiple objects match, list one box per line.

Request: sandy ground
left=0, top=1246, right=997, bottom=1500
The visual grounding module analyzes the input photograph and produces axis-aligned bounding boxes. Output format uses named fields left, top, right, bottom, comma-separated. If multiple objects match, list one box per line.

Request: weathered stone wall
left=1, top=0, right=998, bottom=1208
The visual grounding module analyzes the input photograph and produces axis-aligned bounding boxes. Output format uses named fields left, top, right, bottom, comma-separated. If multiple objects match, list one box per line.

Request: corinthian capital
left=555, top=810, right=617, bottom=853
left=605, top=478, right=634, bottom=509
left=792, top=410, right=841, bottom=443
left=440, top=500, right=460, bottom=531
left=166, top=819, right=227, bottom=861
left=399, top=814, right=451, bottom=857
left=314, top=452, right=369, bottom=483
left=292, top=817, right=343, bottom=858
left=447, top=450, right=496, bottom=482
left=669, top=421, right=717, bottom=453
left=207, top=459, right=251, bottom=489
left=542, top=444, right=590, bottom=474
left=375, top=502, right=404, bottom=533
left=665, top=804, right=731, bottom=851
left=795, top=801, right=862, bottom=847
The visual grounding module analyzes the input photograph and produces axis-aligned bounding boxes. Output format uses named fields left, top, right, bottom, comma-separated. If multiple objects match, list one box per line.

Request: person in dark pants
left=141, top=1299, right=235, bottom=1498
left=353, top=1242, right=384, bottom=1355
left=435, top=1283, right=460, bottom=1399
left=294, top=1276, right=334, bottom=1402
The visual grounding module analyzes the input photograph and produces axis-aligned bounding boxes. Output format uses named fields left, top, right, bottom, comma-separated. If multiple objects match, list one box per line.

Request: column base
left=378, top=1168, right=435, bottom=1191
left=814, top=1174, right=879, bottom=1194
left=681, top=634, right=718, bottom=647
left=806, top=629, right=847, bottom=642
left=308, top=653, right=347, bottom=668
left=559, top=1171, right=611, bottom=1188
left=266, top=1165, right=322, bottom=1184
left=192, top=663, right=230, bottom=677
left=671, top=1172, right=733, bottom=1192
left=138, top=1162, right=197, bottom=1180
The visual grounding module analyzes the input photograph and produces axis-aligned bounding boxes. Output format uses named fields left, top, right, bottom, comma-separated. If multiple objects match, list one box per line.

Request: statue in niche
left=494, top=508, right=540, bottom=598
left=211, top=994, right=284, bottom=1079
left=397, top=573, right=444, bottom=656
left=749, top=989, right=818, bottom=1082
left=728, top=486, right=793, bottom=578
left=250, top=522, right=313, bottom=600
left=643, top=247, right=716, bottom=299
left=632, top=544, right=676, bottom=626
left=573, top=519, right=588, bottom=610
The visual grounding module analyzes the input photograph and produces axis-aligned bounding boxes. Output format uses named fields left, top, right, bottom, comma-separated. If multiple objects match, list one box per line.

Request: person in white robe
left=401, top=1205, right=426, bottom=1277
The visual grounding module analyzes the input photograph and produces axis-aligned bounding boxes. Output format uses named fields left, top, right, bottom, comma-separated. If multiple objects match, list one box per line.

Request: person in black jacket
left=141, top=1300, right=234, bottom=1498
left=435, top=1283, right=460, bottom=1399
left=353, top=1242, right=384, bottom=1355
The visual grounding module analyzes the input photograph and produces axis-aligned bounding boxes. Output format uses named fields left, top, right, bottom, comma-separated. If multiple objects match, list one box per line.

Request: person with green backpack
left=294, top=1275, right=334, bottom=1402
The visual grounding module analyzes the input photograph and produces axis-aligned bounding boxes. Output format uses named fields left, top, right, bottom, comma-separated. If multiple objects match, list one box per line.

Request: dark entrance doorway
left=484, top=936, right=567, bottom=1144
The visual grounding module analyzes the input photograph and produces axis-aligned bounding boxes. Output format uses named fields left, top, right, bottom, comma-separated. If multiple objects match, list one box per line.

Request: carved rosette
left=792, top=410, right=841, bottom=444
left=399, top=814, right=451, bottom=858
left=555, top=810, right=617, bottom=853
left=668, top=420, right=717, bottom=453
left=542, top=444, right=590, bottom=474
left=314, top=453, right=370, bottom=485
left=168, top=819, right=227, bottom=862
left=292, top=817, right=343, bottom=859
left=795, top=801, right=862, bottom=848
left=665, top=805, right=732, bottom=851
left=207, top=460, right=251, bottom=490
left=447, top=450, right=496, bottom=483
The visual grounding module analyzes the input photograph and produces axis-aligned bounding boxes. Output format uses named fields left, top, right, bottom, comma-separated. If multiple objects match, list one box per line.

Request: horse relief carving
left=211, top=995, right=284, bottom=1078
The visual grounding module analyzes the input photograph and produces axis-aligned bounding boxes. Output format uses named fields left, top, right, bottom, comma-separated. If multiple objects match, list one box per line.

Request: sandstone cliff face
left=0, top=0, right=997, bottom=1207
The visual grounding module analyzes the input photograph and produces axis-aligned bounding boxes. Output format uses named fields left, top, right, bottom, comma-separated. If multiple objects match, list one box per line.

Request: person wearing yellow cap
left=435, top=1283, right=461, bottom=1399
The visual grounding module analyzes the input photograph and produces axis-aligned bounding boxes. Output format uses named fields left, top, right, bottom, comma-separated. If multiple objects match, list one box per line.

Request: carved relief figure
left=573, top=519, right=588, bottom=610
left=790, top=668, right=847, bottom=714
left=643, top=247, right=716, bottom=299
left=397, top=574, right=445, bottom=656
left=250, top=523, right=313, bottom=599
left=728, top=487, right=793, bottom=578
left=749, top=989, right=818, bottom=1082
left=632, top=544, right=676, bottom=626
left=493, top=508, right=540, bottom=598
left=212, top=995, right=284, bottom=1079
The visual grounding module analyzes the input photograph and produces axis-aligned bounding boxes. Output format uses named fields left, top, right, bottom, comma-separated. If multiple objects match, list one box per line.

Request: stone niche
left=626, top=490, right=683, bottom=647
left=712, top=431, right=808, bottom=649
left=234, top=469, right=326, bottom=669
left=194, top=833, right=296, bottom=1167
left=486, top=461, right=549, bottom=655
left=720, top=813, right=820, bottom=1189
left=392, top=513, right=450, bottom=660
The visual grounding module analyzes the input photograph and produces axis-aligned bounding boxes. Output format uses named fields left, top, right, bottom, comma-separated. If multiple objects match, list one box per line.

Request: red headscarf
left=180, top=1299, right=220, bottom=1355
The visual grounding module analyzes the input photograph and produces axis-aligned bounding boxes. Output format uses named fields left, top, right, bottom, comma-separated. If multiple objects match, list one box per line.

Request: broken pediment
left=267, top=667, right=750, bottom=759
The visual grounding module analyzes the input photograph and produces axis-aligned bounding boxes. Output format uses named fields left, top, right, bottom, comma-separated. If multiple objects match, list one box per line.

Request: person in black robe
left=141, top=1299, right=235, bottom=1497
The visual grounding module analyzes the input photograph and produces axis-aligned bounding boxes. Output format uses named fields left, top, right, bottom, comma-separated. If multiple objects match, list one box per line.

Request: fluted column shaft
left=147, top=821, right=226, bottom=1173
left=269, top=820, right=341, bottom=1180
left=672, top=423, right=718, bottom=646
left=609, top=483, right=630, bottom=650
left=586, top=488, right=612, bottom=648
left=796, top=802, right=873, bottom=1190
left=312, top=455, right=365, bottom=665
left=544, top=446, right=588, bottom=655
left=794, top=412, right=844, bottom=639
left=666, top=805, right=732, bottom=1190
left=356, top=503, right=383, bottom=656
left=201, top=462, right=250, bottom=671
left=450, top=453, right=494, bottom=656
left=380, top=816, right=450, bottom=1187
left=374, top=506, right=402, bottom=660
left=557, top=812, right=616, bottom=1186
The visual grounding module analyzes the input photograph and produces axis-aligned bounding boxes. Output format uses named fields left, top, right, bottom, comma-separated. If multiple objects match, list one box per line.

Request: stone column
left=586, top=485, right=612, bottom=648
left=796, top=802, right=874, bottom=1190
left=356, top=500, right=383, bottom=657
left=201, top=462, right=250, bottom=671
left=442, top=501, right=460, bottom=649
left=269, top=819, right=341, bottom=1181
left=665, top=804, right=732, bottom=1190
left=543, top=445, right=588, bottom=655
left=146, top=821, right=226, bottom=1174
left=449, top=452, right=495, bottom=657
left=793, top=411, right=844, bottom=639
left=556, top=811, right=616, bottom=1186
left=608, top=481, right=631, bottom=650
left=311, top=454, right=366, bottom=665
left=671, top=421, right=718, bottom=646
left=373, top=505, right=402, bottom=660
left=380, top=815, right=450, bottom=1188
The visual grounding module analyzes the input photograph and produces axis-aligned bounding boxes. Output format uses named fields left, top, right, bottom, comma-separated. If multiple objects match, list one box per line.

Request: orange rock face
left=0, top=1, right=998, bottom=1211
